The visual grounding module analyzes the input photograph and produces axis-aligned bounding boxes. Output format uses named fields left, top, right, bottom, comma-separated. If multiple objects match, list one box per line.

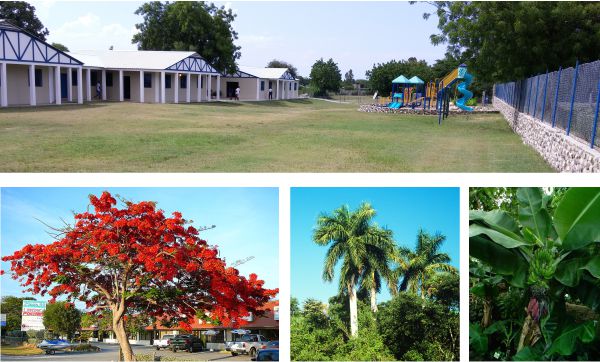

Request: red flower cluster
left=2, top=192, right=278, bottom=329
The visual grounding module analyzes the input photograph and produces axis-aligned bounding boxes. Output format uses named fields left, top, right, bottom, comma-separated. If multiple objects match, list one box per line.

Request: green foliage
left=132, top=1, right=240, bottom=73
left=309, top=58, right=342, bottom=96
left=290, top=296, right=300, bottom=316
left=378, top=293, right=459, bottom=361
left=43, top=302, right=82, bottom=340
left=51, top=42, right=69, bottom=52
left=266, top=59, right=298, bottom=79
left=469, top=187, right=600, bottom=361
left=1, top=296, right=35, bottom=333
left=424, top=2, right=600, bottom=87
left=0, top=1, right=49, bottom=40
left=366, top=57, right=434, bottom=95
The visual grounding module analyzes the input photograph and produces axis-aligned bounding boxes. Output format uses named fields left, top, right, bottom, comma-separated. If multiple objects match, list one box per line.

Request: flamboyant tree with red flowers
left=2, top=192, right=278, bottom=361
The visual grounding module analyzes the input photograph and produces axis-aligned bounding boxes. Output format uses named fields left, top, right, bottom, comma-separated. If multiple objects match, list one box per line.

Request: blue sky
left=291, top=187, right=460, bottom=305
left=29, top=1, right=445, bottom=78
left=1, top=187, right=279, bottom=307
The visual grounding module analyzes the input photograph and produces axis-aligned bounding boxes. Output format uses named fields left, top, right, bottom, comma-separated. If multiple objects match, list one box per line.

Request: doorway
left=226, top=82, right=239, bottom=99
left=60, top=73, right=68, bottom=99
left=124, top=76, right=131, bottom=100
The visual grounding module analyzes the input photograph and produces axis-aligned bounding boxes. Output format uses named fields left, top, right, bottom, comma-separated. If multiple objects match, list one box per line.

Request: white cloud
left=47, top=12, right=138, bottom=50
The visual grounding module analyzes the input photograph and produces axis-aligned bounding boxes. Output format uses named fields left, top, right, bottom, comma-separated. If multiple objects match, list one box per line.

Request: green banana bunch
left=528, top=248, right=556, bottom=288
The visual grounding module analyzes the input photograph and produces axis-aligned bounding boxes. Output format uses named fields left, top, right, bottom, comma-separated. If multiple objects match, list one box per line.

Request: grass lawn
left=0, top=99, right=553, bottom=172
left=0, top=344, right=44, bottom=356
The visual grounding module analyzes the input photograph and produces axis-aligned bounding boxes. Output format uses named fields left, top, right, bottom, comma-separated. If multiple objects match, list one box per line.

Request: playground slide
left=455, top=72, right=474, bottom=111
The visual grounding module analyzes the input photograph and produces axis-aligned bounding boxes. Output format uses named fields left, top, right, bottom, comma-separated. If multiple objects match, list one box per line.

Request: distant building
left=82, top=300, right=279, bottom=350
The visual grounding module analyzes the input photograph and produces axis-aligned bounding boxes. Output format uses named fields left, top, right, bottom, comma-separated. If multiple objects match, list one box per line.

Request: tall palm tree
left=313, top=202, right=394, bottom=336
left=392, top=229, right=457, bottom=298
left=357, top=226, right=395, bottom=313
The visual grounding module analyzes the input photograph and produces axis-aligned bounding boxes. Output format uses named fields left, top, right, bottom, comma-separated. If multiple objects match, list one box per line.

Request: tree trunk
left=481, top=298, right=493, bottom=328
left=370, top=286, right=378, bottom=312
left=348, top=282, right=358, bottom=337
left=113, top=315, right=135, bottom=361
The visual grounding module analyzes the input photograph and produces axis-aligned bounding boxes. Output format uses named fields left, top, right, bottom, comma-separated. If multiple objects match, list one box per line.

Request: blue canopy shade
left=408, top=76, right=425, bottom=84
left=392, top=75, right=410, bottom=84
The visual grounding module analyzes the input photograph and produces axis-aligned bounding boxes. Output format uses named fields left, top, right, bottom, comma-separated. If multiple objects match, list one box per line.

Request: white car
left=231, top=334, right=269, bottom=358
left=154, top=334, right=175, bottom=350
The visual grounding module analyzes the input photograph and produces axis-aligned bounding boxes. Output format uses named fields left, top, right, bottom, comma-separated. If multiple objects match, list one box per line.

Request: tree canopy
left=0, top=296, right=34, bottom=332
left=423, top=2, right=600, bottom=86
left=309, top=58, right=342, bottom=96
left=366, top=57, right=434, bottom=95
left=51, top=43, right=69, bottom=52
left=266, top=59, right=298, bottom=79
left=132, top=1, right=241, bottom=73
left=2, top=191, right=277, bottom=361
left=0, top=1, right=49, bottom=40
left=43, top=302, right=82, bottom=339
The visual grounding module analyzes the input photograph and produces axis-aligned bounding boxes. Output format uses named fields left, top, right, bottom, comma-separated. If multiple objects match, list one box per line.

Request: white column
left=139, top=70, right=145, bottom=103
left=0, top=62, right=7, bottom=107
left=186, top=73, right=191, bottom=103
left=48, top=66, right=54, bottom=104
left=54, top=65, right=61, bottom=105
left=196, top=74, right=201, bottom=102
left=276, top=80, right=279, bottom=100
left=207, top=75, right=212, bottom=101
left=256, top=78, right=260, bottom=100
left=216, top=75, right=220, bottom=100
left=29, top=64, right=36, bottom=106
left=66, top=68, right=72, bottom=102
left=101, top=70, right=107, bottom=101
left=174, top=73, right=179, bottom=103
left=77, top=67, right=83, bottom=104
left=154, top=72, right=160, bottom=103
left=118, top=70, right=124, bottom=102
left=86, top=68, right=91, bottom=101
left=160, top=71, right=165, bottom=104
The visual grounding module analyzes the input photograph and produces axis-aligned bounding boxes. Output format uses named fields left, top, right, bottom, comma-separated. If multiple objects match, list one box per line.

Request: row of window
left=27, top=70, right=298, bottom=91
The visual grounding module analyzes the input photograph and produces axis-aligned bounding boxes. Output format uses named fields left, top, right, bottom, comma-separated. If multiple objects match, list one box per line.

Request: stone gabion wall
left=358, top=104, right=498, bottom=115
left=493, top=97, right=600, bottom=172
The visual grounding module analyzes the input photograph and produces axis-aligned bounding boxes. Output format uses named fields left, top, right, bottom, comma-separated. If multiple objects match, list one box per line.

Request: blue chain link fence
left=495, top=60, right=600, bottom=149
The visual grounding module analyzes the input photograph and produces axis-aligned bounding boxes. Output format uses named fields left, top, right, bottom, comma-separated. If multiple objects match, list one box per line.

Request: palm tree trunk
left=370, top=286, right=378, bottom=312
left=348, top=281, right=358, bottom=337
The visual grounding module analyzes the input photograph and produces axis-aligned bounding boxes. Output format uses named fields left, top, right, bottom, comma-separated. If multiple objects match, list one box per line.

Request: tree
left=290, top=297, right=300, bottom=316
left=0, top=296, right=34, bottom=333
left=344, top=69, right=355, bottom=85
left=302, top=298, right=328, bottom=328
left=422, top=2, right=600, bottom=86
left=132, top=2, right=241, bottom=73
left=266, top=59, right=298, bottom=79
left=0, top=2, right=49, bottom=41
left=43, top=302, right=82, bottom=340
left=393, top=229, right=456, bottom=297
left=313, top=202, right=393, bottom=336
left=366, top=58, right=433, bottom=95
left=51, top=43, right=69, bottom=52
left=309, top=58, right=341, bottom=97
left=2, top=192, right=277, bottom=361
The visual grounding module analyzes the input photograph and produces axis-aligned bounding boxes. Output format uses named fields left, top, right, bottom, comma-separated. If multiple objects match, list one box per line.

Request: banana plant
left=470, top=187, right=600, bottom=360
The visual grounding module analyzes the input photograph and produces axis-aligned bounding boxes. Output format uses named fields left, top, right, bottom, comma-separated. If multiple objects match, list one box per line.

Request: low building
left=0, top=20, right=298, bottom=107
left=82, top=300, right=279, bottom=350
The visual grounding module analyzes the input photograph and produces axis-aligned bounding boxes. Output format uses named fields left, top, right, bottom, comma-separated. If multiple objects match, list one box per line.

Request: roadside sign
left=0, top=313, right=6, bottom=327
left=21, top=300, right=47, bottom=331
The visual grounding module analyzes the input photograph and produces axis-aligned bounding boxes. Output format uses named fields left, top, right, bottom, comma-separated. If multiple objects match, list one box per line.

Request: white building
left=0, top=19, right=299, bottom=107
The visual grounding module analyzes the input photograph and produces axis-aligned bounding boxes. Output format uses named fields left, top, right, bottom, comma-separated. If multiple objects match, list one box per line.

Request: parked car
left=169, top=334, right=204, bottom=353
left=154, top=334, right=175, bottom=350
left=230, top=334, right=269, bottom=357
left=252, top=348, right=279, bottom=361
left=262, top=340, right=278, bottom=349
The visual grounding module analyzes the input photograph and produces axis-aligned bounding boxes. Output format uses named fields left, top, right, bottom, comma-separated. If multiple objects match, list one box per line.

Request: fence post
left=540, top=70, right=549, bottom=122
left=533, top=75, right=540, bottom=118
left=591, top=80, right=600, bottom=149
left=566, top=60, right=579, bottom=136
left=526, top=78, right=533, bottom=114
left=551, top=67, right=562, bottom=128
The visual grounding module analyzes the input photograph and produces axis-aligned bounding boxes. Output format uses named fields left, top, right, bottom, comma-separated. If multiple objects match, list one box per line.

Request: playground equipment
left=436, top=64, right=474, bottom=124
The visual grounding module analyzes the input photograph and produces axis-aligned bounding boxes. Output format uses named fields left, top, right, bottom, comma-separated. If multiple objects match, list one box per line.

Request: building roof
left=67, top=50, right=220, bottom=74
left=238, top=66, right=295, bottom=80
left=0, top=19, right=83, bottom=65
